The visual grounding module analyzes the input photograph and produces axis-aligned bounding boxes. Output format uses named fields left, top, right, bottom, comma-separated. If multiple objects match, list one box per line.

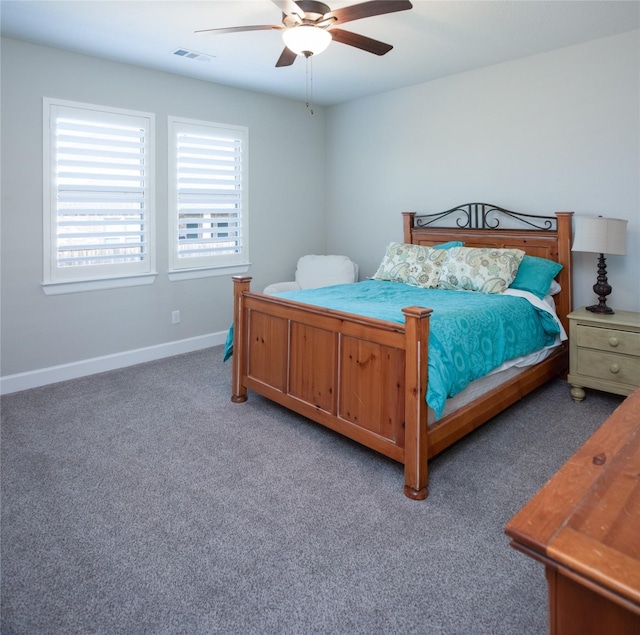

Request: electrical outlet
left=171, top=310, right=180, bottom=325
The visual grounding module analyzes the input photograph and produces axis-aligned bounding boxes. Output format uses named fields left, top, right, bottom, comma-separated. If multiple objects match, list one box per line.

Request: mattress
left=431, top=342, right=560, bottom=424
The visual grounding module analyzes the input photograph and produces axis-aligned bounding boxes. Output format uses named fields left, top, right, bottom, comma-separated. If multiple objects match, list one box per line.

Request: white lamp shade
left=282, top=26, right=331, bottom=56
left=572, top=216, right=628, bottom=255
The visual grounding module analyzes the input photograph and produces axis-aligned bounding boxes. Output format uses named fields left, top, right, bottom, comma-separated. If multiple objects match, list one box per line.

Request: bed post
left=402, top=306, right=432, bottom=500
left=554, top=211, right=574, bottom=337
left=402, top=211, right=416, bottom=244
left=231, top=275, right=252, bottom=403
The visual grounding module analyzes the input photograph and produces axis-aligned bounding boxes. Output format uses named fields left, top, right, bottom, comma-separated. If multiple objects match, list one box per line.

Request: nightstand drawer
left=576, top=348, right=640, bottom=387
left=576, top=324, right=640, bottom=356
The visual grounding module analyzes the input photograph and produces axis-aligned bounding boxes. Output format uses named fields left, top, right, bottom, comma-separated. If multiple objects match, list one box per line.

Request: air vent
left=172, top=48, right=213, bottom=62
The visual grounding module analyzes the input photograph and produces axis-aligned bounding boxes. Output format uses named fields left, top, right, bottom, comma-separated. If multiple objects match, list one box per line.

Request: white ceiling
left=2, top=1, right=639, bottom=106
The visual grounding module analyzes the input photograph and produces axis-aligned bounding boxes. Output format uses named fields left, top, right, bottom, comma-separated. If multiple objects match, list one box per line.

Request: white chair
left=263, top=254, right=358, bottom=295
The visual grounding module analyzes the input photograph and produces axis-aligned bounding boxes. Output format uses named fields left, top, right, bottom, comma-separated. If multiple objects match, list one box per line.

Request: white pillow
left=548, top=279, right=562, bottom=296
left=438, top=246, right=525, bottom=294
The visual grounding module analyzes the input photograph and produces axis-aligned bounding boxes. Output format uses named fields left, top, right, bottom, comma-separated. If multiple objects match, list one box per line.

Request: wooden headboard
left=402, top=203, right=573, bottom=335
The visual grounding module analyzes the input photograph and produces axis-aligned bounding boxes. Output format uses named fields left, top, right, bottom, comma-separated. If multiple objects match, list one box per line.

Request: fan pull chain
left=305, top=56, right=314, bottom=115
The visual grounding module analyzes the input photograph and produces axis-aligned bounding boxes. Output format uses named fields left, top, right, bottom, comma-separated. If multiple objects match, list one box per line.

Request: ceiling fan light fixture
left=282, top=25, right=331, bottom=57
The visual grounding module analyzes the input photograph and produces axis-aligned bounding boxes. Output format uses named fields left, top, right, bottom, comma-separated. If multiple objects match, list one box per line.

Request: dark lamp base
left=587, top=253, right=615, bottom=315
left=586, top=303, right=614, bottom=315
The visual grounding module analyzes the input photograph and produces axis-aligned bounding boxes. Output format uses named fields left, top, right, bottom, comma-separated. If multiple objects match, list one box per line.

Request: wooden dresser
left=505, top=387, right=640, bottom=635
left=567, top=307, right=640, bottom=402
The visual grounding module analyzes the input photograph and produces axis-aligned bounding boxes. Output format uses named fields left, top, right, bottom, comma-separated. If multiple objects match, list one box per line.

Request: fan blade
left=195, top=24, right=282, bottom=35
left=330, top=28, right=392, bottom=56
left=327, top=0, right=412, bottom=25
left=271, top=0, right=305, bottom=19
left=275, top=47, right=298, bottom=67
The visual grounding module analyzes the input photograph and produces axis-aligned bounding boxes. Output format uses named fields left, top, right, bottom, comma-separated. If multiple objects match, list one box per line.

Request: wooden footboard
left=230, top=206, right=573, bottom=499
left=232, top=275, right=432, bottom=499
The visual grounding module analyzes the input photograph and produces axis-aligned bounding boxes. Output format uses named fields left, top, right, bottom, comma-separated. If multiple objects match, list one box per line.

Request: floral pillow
left=438, top=246, right=525, bottom=293
left=373, top=242, right=448, bottom=288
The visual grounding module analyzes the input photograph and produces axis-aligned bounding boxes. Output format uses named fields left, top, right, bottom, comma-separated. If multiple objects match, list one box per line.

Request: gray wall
left=2, top=30, right=639, bottom=387
left=325, top=30, right=640, bottom=313
left=1, top=38, right=326, bottom=379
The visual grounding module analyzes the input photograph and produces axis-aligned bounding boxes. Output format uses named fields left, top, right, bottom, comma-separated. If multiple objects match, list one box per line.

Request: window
left=168, top=117, right=249, bottom=278
left=43, top=98, right=155, bottom=294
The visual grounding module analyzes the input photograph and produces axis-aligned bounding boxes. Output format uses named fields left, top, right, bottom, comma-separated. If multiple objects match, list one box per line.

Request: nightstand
left=567, top=307, right=640, bottom=402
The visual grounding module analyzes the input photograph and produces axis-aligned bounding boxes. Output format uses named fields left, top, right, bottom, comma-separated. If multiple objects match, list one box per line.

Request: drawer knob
left=608, top=336, right=619, bottom=347
left=609, top=363, right=620, bottom=374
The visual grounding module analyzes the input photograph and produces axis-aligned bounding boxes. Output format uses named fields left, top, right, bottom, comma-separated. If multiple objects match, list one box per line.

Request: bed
left=230, top=203, right=573, bottom=499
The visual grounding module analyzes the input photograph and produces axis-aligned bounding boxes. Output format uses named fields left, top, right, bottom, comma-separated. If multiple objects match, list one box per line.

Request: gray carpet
left=1, top=346, right=623, bottom=635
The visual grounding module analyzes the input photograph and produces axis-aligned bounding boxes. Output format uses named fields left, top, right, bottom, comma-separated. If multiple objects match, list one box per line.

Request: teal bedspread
left=225, top=280, right=560, bottom=420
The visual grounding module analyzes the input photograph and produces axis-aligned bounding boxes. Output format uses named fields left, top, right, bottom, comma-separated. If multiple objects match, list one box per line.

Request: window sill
left=42, top=273, right=158, bottom=295
left=168, top=263, right=251, bottom=282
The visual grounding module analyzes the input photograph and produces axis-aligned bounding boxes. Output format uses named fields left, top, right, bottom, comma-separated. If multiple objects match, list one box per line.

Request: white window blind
left=169, top=117, right=248, bottom=272
left=43, top=99, right=155, bottom=289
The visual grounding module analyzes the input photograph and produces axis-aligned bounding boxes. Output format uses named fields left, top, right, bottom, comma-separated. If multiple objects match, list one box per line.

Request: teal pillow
left=433, top=241, right=464, bottom=249
left=510, top=255, right=563, bottom=299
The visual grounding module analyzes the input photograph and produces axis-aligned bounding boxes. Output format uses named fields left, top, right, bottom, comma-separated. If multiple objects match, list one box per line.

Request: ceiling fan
left=195, top=0, right=413, bottom=67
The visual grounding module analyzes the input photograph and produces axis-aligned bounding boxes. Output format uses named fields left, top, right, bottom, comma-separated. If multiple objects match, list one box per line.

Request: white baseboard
left=0, top=331, right=229, bottom=395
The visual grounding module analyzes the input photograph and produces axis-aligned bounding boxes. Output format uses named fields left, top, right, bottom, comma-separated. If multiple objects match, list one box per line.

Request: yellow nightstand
left=567, top=307, right=640, bottom=402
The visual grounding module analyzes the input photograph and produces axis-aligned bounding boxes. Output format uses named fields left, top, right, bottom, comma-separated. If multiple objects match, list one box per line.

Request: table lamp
left=572, top=215, right=628, bottom=314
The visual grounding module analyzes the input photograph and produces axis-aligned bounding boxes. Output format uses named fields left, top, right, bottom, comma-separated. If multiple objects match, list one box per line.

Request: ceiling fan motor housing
left=283, top=1, right=332, bottom=26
